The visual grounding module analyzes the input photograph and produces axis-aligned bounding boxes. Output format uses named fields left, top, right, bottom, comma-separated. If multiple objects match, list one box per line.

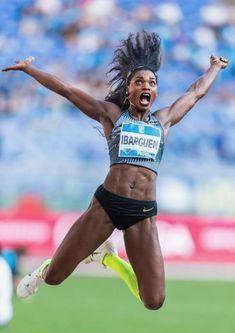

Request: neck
left=128, top=105, right=150, bottom=121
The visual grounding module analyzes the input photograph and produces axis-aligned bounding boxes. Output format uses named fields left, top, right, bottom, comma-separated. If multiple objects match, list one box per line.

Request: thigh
left=47, top=196, right=115, bottom=281
left=123, top=216, right=165, bottom=301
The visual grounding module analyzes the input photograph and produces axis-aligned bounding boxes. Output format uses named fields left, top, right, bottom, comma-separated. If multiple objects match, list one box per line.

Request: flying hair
left=105, top=31, right=161, bottom=110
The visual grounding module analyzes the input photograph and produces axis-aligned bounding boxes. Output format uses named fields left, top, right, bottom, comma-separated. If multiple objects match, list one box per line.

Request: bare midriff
left=103, top=164, right=157, bottom=201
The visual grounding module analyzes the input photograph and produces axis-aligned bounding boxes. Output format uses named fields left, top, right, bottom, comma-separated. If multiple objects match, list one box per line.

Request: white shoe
left=16, top=259, right=51, bottom=299
left=84, top=240, right=117, bottom=267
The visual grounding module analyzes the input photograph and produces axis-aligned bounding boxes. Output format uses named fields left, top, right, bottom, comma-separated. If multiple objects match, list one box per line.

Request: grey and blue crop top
left=107, top=110, right=165, bottom=174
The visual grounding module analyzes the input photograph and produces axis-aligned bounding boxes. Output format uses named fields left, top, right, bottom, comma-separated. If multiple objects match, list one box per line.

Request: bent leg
left=44, top=197, right=115, bottom=285
left=123, top=217, right=165, bottom=310
left=16, top=197, right=115, bottom=298
left=103, top=254, right=140, bottom=300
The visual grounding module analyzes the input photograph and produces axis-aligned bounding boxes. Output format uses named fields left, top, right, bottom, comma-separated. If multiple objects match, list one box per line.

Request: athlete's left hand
left=210, top=54, right=228, bottom=69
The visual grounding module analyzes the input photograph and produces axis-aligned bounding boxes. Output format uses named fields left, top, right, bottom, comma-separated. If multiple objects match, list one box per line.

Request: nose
left=142, top=82, right=151, bottom=89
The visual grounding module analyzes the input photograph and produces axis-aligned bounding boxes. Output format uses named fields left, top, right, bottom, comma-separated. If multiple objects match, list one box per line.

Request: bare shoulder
left=98, top=101, right=122, bottom=138
left=152, top=107, right=170, bottom=127
left=101, top=100, right=122, bottom=123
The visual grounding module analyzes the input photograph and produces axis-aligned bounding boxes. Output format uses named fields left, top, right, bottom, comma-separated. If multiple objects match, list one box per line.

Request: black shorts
left=94, top=185, right=157, bottom=230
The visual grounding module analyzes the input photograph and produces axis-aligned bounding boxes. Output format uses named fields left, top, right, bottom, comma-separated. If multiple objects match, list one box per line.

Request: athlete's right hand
left=1, top=56, right=35, bottom=72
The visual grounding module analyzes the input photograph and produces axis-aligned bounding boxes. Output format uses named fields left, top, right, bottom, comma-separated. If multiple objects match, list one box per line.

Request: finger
left=211, top=54, right=219, bottom=62
left=1, top=65, right=18, bottom=72
left=219, top=56, right=228, bottom=69
left=26, top=56, right=35, bottom=63
left=2, top=67, right=12, bottom=72
left=219, top=56, right=228, bottom=64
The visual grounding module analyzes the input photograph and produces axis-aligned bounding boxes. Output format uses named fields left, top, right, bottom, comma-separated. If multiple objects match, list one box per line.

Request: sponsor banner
left=0, top=209, right=235, bottom=262
left=157, top=214, right=235, bottom=263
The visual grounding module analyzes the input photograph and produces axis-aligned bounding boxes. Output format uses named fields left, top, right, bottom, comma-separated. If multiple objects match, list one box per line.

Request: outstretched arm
left=155, top=55, right=228, bottom=128
left=2, top=57, right=115, bottom=122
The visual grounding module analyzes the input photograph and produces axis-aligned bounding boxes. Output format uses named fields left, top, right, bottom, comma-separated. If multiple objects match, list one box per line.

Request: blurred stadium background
left=0, top=0, right=235, bottom=332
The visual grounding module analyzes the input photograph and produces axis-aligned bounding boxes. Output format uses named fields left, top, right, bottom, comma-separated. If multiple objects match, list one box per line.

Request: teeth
left=141, top=93, right=150, bottom=99
left=140, top=93, right=150, bottom=103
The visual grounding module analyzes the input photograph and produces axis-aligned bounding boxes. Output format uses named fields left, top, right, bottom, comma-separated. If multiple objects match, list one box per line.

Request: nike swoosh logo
left=143, top=207, right=154, bottom=212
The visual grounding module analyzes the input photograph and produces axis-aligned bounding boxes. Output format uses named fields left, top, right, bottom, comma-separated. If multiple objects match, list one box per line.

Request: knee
left=142, top=291, right=165, bottom=311
left=44, top=267, right=65, bottom=286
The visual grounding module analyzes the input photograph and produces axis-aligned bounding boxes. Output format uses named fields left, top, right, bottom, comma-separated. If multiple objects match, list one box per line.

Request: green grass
left=7, top=277, right=235, bottom=333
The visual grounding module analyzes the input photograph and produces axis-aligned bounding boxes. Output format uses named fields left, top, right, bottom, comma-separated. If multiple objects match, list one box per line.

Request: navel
left=129, top=181, right=136, bottom=189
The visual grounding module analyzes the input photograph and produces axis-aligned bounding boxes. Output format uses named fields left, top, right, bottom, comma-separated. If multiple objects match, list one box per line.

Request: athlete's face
left=127, top=70, right=157, bottom=111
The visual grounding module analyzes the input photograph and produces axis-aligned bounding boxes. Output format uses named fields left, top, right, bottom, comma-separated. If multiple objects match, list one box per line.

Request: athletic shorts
left=94, top=185, right=157, bottom=230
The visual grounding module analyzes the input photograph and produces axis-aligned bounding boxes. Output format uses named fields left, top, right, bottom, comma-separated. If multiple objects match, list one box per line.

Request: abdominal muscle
left=103, top=164, right=157, bottom=201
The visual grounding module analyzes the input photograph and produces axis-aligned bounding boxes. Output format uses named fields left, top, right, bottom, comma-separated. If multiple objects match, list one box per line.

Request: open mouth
left=139, top=92, right=151, bottom=106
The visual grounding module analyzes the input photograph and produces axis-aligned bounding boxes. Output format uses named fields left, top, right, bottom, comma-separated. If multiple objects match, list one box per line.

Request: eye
left=135, top=79, right=142, bottom=85
left=150, top=81, right=156, bottom=87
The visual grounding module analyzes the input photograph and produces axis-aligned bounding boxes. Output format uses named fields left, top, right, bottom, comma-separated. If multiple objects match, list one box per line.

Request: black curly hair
left=105, top=31, right=161, bottom=110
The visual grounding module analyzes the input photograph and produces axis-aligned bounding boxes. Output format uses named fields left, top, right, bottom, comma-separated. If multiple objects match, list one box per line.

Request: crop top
left=107, top=110, right=165, bottom=174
